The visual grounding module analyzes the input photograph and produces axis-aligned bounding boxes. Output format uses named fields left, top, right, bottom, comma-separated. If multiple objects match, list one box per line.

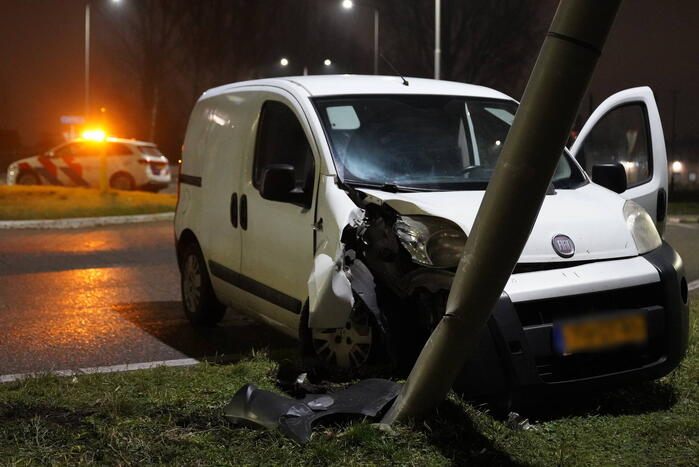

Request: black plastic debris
left=224, top=378, right=402, bottom=443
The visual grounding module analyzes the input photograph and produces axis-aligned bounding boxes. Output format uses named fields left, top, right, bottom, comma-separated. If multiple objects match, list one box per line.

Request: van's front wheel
left=180, top=243, right=226, bottom=326
left=301, top=299, right=382, bottom=371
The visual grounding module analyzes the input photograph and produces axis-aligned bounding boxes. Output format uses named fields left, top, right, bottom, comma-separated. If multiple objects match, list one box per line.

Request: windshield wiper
left=341, top=180, right=436, bottom=193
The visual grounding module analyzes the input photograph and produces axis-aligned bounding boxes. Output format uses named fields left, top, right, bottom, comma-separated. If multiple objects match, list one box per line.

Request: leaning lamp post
left=382, top=0, right=623, bottom=423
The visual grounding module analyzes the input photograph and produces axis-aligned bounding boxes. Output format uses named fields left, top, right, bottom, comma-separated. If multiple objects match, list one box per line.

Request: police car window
left=74, top=142, right=102, bottom=157
left=138, top=146, right=163, bottom=157
left=53, top=143, right=79, bottom=157
left=254, top=100, right=315, bottom=206
left=107, top=143, right=132, bottom=156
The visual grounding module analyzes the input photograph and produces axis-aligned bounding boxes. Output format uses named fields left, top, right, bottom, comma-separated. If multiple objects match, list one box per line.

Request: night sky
left=1, top=0, right=697, bottom=152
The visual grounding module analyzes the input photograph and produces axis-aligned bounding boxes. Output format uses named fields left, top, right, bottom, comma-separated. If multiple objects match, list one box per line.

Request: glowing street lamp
left=280, top=57, right=289, bottom=66
left=672, top=161, right=683, bottom=173
left=341, top=0, right=378, bottom=75
left=324, top=59, right=332, bottom=66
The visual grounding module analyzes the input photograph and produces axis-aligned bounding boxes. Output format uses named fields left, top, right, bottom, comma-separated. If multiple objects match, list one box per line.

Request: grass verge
left=0, top=185, right=176, bottom=220
left=1, top=302, right=697, bottom=465
left=668, top=201, right=699, bottom=216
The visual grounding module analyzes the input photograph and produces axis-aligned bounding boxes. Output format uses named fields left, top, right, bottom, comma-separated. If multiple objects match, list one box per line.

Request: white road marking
left=688, top=279, right=699, bottom=292
left=668, top=222, right=699, bottom=230
left=0, top=358, right=200, bottom=384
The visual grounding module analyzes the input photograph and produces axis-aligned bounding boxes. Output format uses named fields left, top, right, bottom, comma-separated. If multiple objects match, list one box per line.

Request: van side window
left=254, top=100, right=315, bottom=207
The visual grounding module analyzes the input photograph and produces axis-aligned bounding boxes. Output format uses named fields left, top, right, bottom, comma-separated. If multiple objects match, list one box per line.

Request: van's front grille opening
left=513, top=282, right=666, bottom=382
left=514, top=283, right=663, bottom=327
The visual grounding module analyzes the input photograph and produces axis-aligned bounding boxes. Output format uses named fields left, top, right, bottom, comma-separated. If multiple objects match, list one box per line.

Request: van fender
left=307, top=208, right=366, bottom=329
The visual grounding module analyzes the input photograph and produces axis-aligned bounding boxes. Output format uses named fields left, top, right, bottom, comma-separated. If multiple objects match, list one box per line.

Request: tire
left=180, top=242, right=226, bottom=326
left=109, top=172, right=135, bottom=190
left=300, top=297, right=384, bottom=372
left=17, top=171, right=40, bottom=185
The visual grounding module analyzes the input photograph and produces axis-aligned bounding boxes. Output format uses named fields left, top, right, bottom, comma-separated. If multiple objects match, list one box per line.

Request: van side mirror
left=592, top=163, right=627, bottom=193
left=260, top=164, right=296, bottom=202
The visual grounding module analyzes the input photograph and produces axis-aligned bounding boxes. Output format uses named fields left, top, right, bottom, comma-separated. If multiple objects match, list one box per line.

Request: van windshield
left=313, top=95, right=586, bottom=192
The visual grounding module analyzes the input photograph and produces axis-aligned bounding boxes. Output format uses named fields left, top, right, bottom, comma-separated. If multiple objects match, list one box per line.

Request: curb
left=0, top=358, right=200, bottom=383
left=668, top=215, right=699, bottom=224
left=0, top=212, right=174, bottom=230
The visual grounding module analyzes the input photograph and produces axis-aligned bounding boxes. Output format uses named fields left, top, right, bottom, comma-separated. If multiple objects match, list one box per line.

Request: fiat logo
left=552, top=234, right=575, bottom=258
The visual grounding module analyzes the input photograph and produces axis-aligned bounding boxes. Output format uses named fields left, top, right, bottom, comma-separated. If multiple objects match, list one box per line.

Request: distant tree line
left=106, top=0, right=548, bottom=159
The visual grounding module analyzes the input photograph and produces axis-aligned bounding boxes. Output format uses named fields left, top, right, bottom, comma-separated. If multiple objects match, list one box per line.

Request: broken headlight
left=623, top=200, right=661, bottom=254
left=394, top=215, right=467, bottom=268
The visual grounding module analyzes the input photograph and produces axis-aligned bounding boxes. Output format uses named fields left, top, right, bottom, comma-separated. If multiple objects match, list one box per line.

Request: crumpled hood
left=358, top=183, right=638, bottom=263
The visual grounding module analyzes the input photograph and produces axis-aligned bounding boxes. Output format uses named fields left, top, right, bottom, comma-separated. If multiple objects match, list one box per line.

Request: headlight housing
left=624, top=200, right=661, bottom=254
left=7, top=163, right=18, bottom=184
left=394, top=215, right=467, bottom=268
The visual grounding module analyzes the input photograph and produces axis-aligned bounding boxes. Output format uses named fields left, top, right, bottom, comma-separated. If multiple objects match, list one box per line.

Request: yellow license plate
left=554, top=313, right=648, bottom=355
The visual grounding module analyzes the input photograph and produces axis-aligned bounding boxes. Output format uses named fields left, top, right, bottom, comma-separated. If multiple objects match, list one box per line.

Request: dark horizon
left=1, top=0, right=697, bottom=157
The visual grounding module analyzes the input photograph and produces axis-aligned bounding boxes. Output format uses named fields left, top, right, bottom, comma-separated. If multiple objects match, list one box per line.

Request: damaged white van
left=175, top=76, right=688, bottom=399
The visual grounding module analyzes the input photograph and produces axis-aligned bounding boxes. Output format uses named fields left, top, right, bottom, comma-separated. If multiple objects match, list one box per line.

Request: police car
left=6, top=137, right=171, bottom=191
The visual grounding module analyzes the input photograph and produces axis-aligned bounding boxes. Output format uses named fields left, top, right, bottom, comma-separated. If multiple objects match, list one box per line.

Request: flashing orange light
left=82, top=129, right=106, bottom=142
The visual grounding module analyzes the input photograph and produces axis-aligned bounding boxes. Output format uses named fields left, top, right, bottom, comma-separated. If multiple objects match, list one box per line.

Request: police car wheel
left=17, top=171, right=39, bottom=185
left=180, top=243, right=226, bottom=327
left=109, top=172, right=135, bottom=191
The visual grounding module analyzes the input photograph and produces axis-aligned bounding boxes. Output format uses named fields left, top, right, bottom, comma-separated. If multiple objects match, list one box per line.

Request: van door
left=570, top=87, right=668, bottom=231
left=237, top=94, right=318, bottom=334
left=199, top=97, right=247, bottom=307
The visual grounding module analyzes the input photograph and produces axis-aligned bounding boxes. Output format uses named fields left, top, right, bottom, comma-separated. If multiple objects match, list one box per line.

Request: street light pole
left=85, top=1, right=90, bottom=120
left=434, top=0, right=441, bottom=79
left=373, top=7, right=379, bottom=75
left=382, top=0, right=622, bottom=424
left=342, top=1, right=379, bottom=75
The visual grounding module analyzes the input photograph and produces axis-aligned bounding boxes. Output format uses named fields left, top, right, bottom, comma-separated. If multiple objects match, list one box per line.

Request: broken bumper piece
left=224, top=378, right=401, bottom=443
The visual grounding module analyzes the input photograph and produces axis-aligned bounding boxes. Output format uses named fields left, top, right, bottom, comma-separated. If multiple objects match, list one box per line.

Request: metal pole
left=434, top=0, right=441, bottom=79
left=373, top=8, right=379, bottom=75
left=99, top=142, right=108, bottom=193
left=382, top=0, right=622, bottom=424
left=84, top=1, right=90, bottom=120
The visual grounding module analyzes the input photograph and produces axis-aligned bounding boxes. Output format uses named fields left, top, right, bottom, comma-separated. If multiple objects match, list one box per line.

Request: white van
left=175, top=76, right=688, bottom=397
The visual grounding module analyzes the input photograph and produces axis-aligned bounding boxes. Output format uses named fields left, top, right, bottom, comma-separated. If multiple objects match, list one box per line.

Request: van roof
left=201, top=75, right=513, bottom=101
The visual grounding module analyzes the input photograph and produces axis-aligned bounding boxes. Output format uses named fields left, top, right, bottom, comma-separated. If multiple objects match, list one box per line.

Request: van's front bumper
left=453, top=241, right=689, bottom=399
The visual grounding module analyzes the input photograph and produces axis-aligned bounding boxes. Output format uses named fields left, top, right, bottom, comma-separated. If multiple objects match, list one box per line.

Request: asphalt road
left=0, top=221, right=293, bottom=376
left=0, top=221, right=696, bottom=377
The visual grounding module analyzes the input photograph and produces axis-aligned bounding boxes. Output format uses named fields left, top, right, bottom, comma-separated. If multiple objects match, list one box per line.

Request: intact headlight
left=623, top=200, right=661, bottom=254
left=394, top=215, right=467, bottom=268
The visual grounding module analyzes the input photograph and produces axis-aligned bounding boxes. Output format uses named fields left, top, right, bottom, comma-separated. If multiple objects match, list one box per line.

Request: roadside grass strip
left=668, top=201, right=699, bottom=217
left=0, top=303, right=697, bottom=465
left=0, top=185, right=176, bottom=221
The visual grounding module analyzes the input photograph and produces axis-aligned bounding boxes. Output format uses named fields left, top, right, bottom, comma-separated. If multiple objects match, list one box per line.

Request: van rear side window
left=253, top=100, right=315, bottom=206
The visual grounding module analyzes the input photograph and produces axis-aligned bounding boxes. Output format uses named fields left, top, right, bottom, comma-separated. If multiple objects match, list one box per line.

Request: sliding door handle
left=230, top=193, right=238, bottom=228
left=240, top=194, right=248, bottom=230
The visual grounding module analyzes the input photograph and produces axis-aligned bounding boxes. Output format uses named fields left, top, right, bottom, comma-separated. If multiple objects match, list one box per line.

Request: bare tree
left=111, top=0, right=188, bottom=141
left=381, top=0, right=546, bottom=96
